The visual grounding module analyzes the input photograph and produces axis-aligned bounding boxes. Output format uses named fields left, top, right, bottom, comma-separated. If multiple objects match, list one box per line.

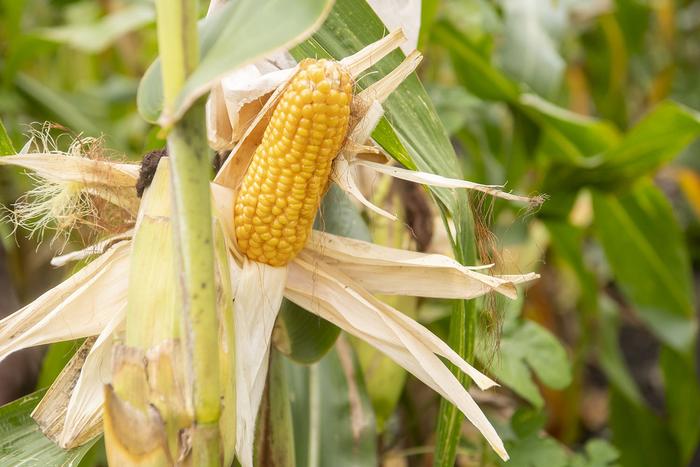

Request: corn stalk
left=155, top=0, right=221, bottom=463
left=434, top=196, right=478, bottom=466
left=104, top=1, right=222, bottom=465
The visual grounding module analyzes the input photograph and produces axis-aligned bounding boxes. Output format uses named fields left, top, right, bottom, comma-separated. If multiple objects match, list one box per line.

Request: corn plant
left=0, top=1, right=699, bottom=467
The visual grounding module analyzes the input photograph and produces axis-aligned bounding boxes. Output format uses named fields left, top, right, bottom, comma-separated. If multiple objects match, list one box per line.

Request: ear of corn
left=234, top=59, right=353, bottom=267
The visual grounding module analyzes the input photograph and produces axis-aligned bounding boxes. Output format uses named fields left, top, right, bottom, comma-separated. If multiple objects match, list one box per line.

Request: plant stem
left=433, top=196, right=478, bottom=467
left=155, top=0, right=221, bottom=464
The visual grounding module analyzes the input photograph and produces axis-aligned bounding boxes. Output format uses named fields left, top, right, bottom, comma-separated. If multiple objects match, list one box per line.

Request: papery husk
left=284, top=257, right=509, bottom=460
left=0, top=242, right=130, bottom=361
left=51, top=230, right=134, bottom=267
left=305, top=231, right=538, bottom=300
left=32, top=313, right=121, bottom=448
left=234, top=259, right=286, bottom=467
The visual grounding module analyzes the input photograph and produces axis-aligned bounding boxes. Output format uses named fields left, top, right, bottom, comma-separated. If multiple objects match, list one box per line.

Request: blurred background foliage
left=0, top=0, right=699, bottom=466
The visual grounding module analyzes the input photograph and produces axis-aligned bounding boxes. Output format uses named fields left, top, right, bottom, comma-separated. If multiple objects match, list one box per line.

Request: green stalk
left=433, top=196, right=478, bottom=466
left=155, top=0, right=221, bottom=464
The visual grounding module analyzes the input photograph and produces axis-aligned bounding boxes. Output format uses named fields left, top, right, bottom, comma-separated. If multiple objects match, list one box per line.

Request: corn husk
left=234, top=259, right=287, bottom=467
left=0, top=242, right=129, bottom=362
left=102, top=158, right=236, bottom=465
left=32, top=314, right=122, bottom=448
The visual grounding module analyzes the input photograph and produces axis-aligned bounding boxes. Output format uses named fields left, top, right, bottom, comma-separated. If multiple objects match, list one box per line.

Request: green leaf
left=597, top=298, right=644, bottom=405
left=501, top=410, right=620, bottom=467
left=34, top=3, right=155, bottom=54
left=285, top=339, right=377, bottom=467
left=609, top=388, right=680, bottom=467
left=519, top=93, right=621, bottom=163
left=570, top=439, right=620, bottom=467
left=595, top=102, right=700, bottom=179
left=14, top=73, right=102, bottom=136
left=275, top=185, right=369, bottom=364
left=500, top=409, right=568, bottom=467
left=660, top=347, right=700, bottom=464
left=0, top=120, right=15, bottom=155
left=255, top=350, right=296, bottom=467
left=497, top=1, right=568, bottom=98
left=137, top=0, right=333, bottom=124
left=592, top=181, right=697, bottom=351
left=432, top=19, right=520, bottom=102
left=0, top=390, right=97, bottom=466
left=483, top=319, right=572, bottom=407
left=551, top=102, right=700, bottom=189
left=418, top=0, right=439, bottom=49
left=427, top=84, right=482, bottom=136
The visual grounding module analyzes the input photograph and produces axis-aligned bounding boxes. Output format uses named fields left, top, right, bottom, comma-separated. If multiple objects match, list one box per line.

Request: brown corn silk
left=233, top=59, right=352, bottom=266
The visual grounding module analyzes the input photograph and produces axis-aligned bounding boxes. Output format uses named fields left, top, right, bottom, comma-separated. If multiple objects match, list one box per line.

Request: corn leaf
left=0, top=390, right=97, bottom=466
left=592, top=181, right=696, bottom=352
left=0, top=121, right=14, bottom=155
left=609, top=388, right=680, bottom=467
left=432, top=20, right=520, bottom=102
left=15, top=73, right=102, bottom=136
left=34, top=3, right=155, bottom=54
left=551, top=102, right=700, bottom=190
left=285, top=339, right=377, bottom=467
left=660, top=347, right=700, bottom=464
left=137, top=0, right=333, bottom=125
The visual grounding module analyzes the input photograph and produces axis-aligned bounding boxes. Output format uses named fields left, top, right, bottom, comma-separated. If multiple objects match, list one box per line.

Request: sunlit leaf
left=137, top=0, right=333, bottom=124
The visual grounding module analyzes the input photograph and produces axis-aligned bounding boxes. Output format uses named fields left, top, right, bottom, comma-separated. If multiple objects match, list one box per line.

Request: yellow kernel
left=233, top=59, right=352, bottom=266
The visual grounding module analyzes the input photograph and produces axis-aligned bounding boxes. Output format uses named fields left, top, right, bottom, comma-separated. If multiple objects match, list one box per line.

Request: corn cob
left=234, top=59, right=353, bottom=266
